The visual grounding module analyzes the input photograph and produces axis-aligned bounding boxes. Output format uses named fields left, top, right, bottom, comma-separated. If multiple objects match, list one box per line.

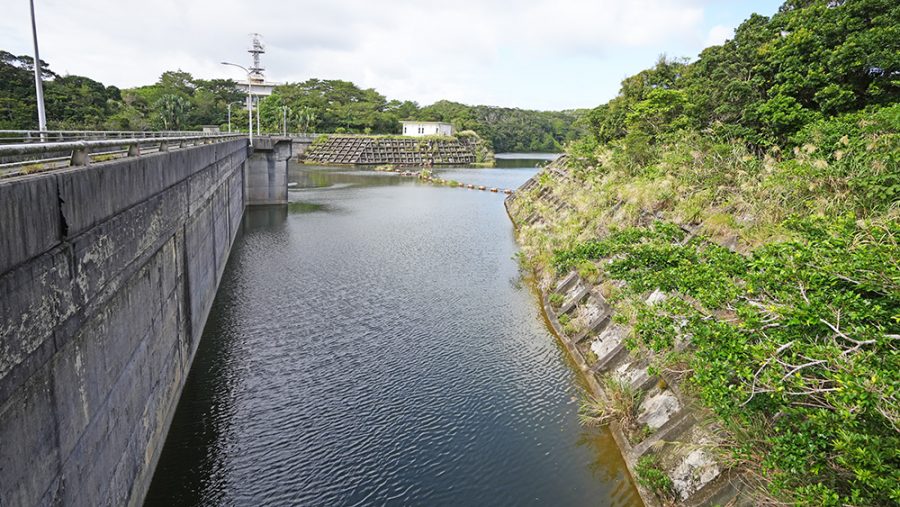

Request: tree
left=153, top=94, right=191, bottom=130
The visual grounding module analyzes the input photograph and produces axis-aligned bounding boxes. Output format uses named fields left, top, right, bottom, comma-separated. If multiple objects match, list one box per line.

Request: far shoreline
left=494, top=152, right=561, bottom=161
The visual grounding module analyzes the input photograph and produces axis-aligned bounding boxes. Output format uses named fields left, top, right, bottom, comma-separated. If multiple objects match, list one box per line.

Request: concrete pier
left=246, top=137, right=292, bottom=206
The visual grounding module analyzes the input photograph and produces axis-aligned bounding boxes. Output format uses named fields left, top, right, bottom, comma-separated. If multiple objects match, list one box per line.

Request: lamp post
left=226, top=101, right=242, bottom=133
left=221, top=62, right=252, bottom=145
left=282, top=105, right=289, bottom=136
left=29, top=0, right=47, bottom=139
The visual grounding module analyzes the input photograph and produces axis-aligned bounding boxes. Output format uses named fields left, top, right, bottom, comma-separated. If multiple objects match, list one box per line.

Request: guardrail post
left=159, top=141, right=169, bottom=152
left=71, top=144, right=90, bottom=166
left=127, top=143, right=141, bottom=157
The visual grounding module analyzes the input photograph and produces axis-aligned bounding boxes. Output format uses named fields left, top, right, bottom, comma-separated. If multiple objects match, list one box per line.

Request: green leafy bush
left=635, top=454, right=675, bottom=501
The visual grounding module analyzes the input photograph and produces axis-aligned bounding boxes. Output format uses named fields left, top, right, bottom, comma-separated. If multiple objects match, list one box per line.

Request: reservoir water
left=145, top=157, right=641, bottom=506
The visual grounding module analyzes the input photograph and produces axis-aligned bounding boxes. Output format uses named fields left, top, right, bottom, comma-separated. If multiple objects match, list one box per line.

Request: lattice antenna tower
left=248, top=33, right=265, bottom=82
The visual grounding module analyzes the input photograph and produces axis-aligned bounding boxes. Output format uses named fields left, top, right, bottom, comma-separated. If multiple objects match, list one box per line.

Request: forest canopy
left=578, top=0, right=899, bottom=150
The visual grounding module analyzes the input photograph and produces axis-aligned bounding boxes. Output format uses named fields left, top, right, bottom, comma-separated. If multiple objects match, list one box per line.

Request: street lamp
left=282, top=105, right=289, bottom=136
left=29, top=0, right=47, bottom=138
left=226, top=101, right=242, bottom=133
left=221, top=62, right=253, bottom=145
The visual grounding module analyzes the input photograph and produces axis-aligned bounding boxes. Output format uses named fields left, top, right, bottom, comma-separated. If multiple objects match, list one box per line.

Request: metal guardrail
left=0, top=130, right=222, bottom=144
left=0, top=133, right=246, bottom=178
left=284, top=132, right=322, bottom=138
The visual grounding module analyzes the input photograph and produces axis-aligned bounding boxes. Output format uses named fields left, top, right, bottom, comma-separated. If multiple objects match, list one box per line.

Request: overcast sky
left=1, top=0, right=783, bottom=111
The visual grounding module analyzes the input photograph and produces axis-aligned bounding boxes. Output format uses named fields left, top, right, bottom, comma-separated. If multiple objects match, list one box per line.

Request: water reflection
left=244, top=206, right=287, bottom=228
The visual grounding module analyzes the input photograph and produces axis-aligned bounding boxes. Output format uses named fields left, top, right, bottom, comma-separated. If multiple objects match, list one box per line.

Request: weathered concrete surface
left=0, top=138, right=250, bottom=507
left=246, top=138, right=292, bottom=206
left=507, top=161, right=749, bottom=507
left=289, top=134, right=320, bottom=159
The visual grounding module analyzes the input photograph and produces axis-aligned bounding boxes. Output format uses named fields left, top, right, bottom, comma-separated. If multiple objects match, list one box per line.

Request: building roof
left=400, top=121, right=453, bottom=125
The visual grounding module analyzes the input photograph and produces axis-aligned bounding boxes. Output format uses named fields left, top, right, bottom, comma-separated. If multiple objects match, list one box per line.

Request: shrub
left=549, top=293, right=565, bottom=307
left=635, top=454, right=675, bottom=502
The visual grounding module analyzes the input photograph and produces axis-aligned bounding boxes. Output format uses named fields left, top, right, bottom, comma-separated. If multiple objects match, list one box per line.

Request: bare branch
left=741, top=341, right=795, bottom=407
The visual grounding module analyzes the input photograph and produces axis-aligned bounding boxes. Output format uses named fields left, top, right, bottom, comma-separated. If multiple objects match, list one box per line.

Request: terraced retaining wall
left=302, top=135, right=482, bottom=166
left=505, top=158, right=752, bottom=507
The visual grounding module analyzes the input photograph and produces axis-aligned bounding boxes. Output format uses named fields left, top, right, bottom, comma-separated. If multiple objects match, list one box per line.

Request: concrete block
left=637, top=388, right=681, bottom=430
left=672, top=449, right=720, bottom=500
left=187, top=161, right=218, bottom=217
left=70, top=184, right=186, bottom=310
left=212, top=184, right=230, bottom=278
left=0, top=174, right=60, bottom=274
left=228, top=170, right=244, bottom=243
left=0, top=366, right=60, bottom=507
left=0, top=248, right=74, bottom=393
left=185, top=200, right=217, bottom=344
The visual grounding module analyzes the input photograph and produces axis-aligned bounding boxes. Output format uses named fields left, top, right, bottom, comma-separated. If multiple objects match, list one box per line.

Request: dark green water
left=145, top=157, right=641, bottom=506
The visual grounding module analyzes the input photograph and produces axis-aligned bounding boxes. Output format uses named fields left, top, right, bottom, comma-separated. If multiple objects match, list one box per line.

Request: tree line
left=0, top=52, right=581, bottom=152
left=577, top=0, right=898, bottom=152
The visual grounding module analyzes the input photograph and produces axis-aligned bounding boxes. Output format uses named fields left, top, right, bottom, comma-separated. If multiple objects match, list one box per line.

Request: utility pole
left=227, top=103, right=232, bottom=133
left=282, top=105, right=288, bottom=136
left=29, top=0, right=47, bottom=138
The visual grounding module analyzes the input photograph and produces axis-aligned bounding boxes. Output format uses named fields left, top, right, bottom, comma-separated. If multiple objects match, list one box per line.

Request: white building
left=401, top=121, right=454, bottom=137
left=237, top=78, right=278, bottom=98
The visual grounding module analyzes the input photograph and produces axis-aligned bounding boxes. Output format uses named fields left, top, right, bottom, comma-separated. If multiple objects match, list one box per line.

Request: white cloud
left=519, top=0, right=703, bottom=53
left=0, top=0, right=742, bottom=109
left=703, top=24, right=733, bottom=48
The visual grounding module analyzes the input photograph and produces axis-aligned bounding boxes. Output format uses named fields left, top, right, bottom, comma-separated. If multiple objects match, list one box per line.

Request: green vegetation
left=1, top=53, right=243, bottom=131
left=418, top=100, right=583, bottom=152
left=511, top=1, right=899, bottom=505
left=635, top=454, right=676, bottom=503
left=548, top=292, right=565, bottom=307
left=579, top=376, right=644, bottom=436
left=2, top=53, right=580, bottom=152
left=579, top=0, right=898, bottom=150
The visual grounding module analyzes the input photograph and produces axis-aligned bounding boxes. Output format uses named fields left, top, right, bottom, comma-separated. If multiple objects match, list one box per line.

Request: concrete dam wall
left=0, top=138, right=287, bottom=506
